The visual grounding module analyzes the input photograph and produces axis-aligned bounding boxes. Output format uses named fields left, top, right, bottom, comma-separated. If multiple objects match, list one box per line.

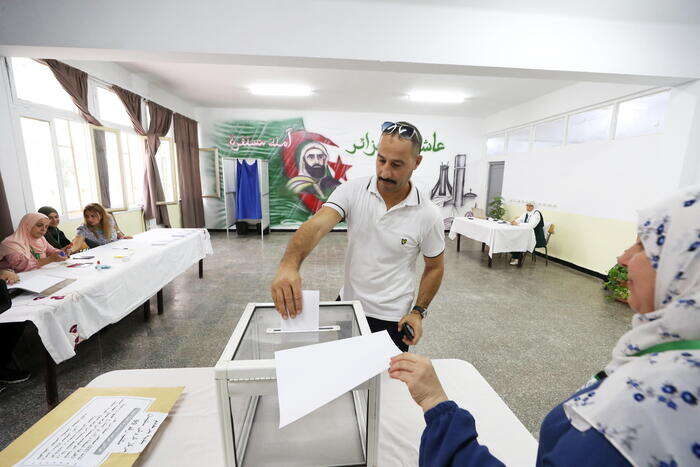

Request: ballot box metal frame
left=214, top=301, right=380, bottom=467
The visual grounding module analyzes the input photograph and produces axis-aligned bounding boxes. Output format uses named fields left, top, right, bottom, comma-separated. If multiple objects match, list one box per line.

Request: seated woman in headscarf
left=389, top=185, right=700, bottom=466
left=74, top=203, right=132, bottom=249
left=0, top=213, right=68, bottom=273
left=37, top=206, right=87, bottom=253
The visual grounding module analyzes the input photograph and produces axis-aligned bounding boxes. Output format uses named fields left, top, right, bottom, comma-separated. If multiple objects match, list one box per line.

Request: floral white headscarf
left=564, top=185, right=700, bottom=466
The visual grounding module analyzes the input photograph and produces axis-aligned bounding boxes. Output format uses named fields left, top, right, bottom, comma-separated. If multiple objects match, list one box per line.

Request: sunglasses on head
left=381, top=121, right=420, bottom=142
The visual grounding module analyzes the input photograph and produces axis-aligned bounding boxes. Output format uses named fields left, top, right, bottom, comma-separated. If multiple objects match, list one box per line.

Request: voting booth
left=214, top=301, right=380, bottom=466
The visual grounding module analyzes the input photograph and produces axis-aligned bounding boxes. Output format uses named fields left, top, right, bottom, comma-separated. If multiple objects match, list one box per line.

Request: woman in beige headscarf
left=0, top=213, right=67, bottom=273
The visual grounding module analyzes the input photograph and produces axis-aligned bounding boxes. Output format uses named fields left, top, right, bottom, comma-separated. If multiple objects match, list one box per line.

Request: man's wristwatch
left=411, top=305, right=427, bottom=319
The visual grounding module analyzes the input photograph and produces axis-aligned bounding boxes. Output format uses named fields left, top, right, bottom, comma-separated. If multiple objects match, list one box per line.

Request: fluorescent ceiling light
left=249, top=83, right=313, bottom=97
left=408, top=90, right=466, bottom=104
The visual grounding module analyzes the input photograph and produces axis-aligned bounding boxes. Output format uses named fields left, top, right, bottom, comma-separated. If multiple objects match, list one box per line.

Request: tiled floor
left=0, top=231, right=633, bottom=448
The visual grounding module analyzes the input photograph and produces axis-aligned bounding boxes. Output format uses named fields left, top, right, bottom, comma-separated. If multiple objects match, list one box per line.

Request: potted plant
left=604, top=264, right=630, bottom=303
left=488, top=196, right=506, bottom=220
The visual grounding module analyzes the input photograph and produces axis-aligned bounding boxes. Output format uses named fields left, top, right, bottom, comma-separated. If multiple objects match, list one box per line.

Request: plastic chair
left=532, top=224, right=555, bottom=265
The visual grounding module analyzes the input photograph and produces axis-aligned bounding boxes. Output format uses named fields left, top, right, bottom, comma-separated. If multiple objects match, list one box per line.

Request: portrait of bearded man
left=286, top=141, right=341, bottom=199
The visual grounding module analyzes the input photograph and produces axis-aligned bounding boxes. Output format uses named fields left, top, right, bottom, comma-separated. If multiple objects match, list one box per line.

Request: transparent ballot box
left=214, top=301, right=380, bottom=467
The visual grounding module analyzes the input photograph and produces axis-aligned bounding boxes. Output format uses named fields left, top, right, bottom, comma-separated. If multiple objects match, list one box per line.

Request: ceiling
left=367, top=0, right=700, bottom=25
left=115, top=61, right=575, bottom=117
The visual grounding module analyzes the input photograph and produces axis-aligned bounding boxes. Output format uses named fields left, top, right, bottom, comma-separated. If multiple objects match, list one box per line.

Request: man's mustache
left=378, top=177, right=397, bottom=185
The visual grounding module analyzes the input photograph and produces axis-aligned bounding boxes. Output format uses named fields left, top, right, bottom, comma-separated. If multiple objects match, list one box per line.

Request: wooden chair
left=532, top=224, right=555, bottom=265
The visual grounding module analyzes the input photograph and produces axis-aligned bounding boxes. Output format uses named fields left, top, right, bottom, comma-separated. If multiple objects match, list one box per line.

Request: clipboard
left=0, top=386, right=184, bottom=466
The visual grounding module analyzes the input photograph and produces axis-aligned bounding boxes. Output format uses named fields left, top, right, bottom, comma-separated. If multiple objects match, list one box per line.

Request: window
left=533, top=118, right=565, bottom=149
left=507, top=127, right=530, bottom=153
left=486, top=134, right=505, bottom=156
left=155, top=138, right=178, bottom=203
left=121, top=132, right=146, bottom=208
left=567, top=106, right=613, bottom=144
left=96, top=86, right=133, bottom=127
left=91, top=127, right=127, bottom=210
left=11, top=58, right=76, bottom=112
left=55, top=119, right=98, bottom=217
left=20, top=117, right=98, bottom=217
left=615, top=91, right=670, bottom=139
left=20, top=118, right=62, bottom=211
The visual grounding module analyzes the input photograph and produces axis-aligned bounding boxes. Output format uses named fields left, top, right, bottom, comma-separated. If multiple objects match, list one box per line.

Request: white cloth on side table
left=0, top=228, right=213, bottom=363
left=449, top=217, right=536, bottom=257
left=86, top=360, right=538, bottom=466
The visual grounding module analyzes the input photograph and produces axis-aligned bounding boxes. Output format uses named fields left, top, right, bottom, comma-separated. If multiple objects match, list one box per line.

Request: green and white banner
left=201, top=117, right=477, bottom=229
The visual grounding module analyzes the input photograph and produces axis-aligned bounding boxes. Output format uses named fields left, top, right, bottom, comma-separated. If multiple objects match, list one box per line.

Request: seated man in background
left=75, top=203, right=132, bottom=249
left=38, top=206, right=86, bottom=253
left=509, top=201, right=545, bottom=266
left=0, top=213, right=67, bottom=273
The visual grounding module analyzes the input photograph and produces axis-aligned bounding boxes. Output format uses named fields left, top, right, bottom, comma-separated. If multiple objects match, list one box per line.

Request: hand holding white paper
left=275, top=331, right=402, bottom=428
left=280, top=290, right=320, bottom=332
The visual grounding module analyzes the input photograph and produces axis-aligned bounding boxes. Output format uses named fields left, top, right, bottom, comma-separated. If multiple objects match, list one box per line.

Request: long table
left=449, top=217, right=536, bottom=267
left=85, top=361, right=538, bottom=466
left=0, top=228, right=213, bottom=406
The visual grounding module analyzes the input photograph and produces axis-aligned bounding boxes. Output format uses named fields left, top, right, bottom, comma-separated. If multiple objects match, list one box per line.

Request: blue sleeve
left=537, top=403, right=631, bottom=466
left=420, top=401, right=505, bottom=467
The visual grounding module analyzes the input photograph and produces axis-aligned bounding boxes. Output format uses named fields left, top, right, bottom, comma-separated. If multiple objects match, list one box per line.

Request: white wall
left=198, top=107, right=484, bottom=190
left=197, top=107, right=484, bottom=226
left=0, top=57, right=197, bottom=227
left=475, top=81, right=700, bottom=222
left=0, top=1, right=698, bottom=82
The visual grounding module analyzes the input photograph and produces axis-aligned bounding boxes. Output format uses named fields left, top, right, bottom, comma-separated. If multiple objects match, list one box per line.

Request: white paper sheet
left=280, top=290, right=320, bottom=332
left=275, top=331, right=401, bottom=428
left=16, top=396, right=166, bottom=467
left=8, top=271, right=66, bottom=294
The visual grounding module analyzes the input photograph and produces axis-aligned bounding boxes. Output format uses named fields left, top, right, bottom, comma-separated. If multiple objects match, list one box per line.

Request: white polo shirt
left=323, top=176, right=445, bottom=322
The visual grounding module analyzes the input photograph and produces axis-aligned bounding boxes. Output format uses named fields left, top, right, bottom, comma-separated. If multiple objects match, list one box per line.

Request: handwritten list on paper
left=17, top=396, right=166, bottom=466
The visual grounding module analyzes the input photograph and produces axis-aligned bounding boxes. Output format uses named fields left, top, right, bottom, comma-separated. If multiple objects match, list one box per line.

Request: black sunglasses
left=381, top=121, right=420, bottom=142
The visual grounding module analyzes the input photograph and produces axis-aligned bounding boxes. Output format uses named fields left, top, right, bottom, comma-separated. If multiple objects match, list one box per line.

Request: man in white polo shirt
left=271, top=121, right=445, bottom=351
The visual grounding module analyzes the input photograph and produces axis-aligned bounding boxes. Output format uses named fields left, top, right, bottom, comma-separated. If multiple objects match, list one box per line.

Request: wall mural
left=205, top=118, right=476, bottom=229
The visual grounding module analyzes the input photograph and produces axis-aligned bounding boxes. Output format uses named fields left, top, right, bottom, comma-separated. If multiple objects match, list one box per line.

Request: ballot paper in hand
left=275, top=331, right=402, bottom=428
left=280, top=290, right=320, bottom=332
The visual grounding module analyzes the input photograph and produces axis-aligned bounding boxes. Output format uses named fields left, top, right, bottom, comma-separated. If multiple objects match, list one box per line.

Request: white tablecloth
left=0, top=228, right=213, bottom=363
left=449, top=217, right=536, bottom=257
left=87, top=361, right=538, bottom=466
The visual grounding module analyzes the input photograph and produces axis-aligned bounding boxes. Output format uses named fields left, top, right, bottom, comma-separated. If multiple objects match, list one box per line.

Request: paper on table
left=16, top=396, right=166, bottom=466
left=280, top=290, right=320, bottom=332
left=8, top=271, right=66, bottom=294
left=275, top=330, right=401, bottom=428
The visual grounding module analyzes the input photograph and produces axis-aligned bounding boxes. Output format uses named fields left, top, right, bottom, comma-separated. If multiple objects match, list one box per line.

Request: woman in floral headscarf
left=388, top=185, right=700, bottom=466
left=0, top=213, right=68, bottom=273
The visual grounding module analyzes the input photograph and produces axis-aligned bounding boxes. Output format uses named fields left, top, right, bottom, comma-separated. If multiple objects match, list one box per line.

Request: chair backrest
left=545, top=224, right=555, bottom=244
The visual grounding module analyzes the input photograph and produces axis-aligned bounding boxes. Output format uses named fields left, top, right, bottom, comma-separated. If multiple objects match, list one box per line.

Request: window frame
left=155, top=136, right=179, bottom=206
left=89, top=124, right=129, bottom=212
left=613, top=89, right=671, bottom=140
left=505, top=126, right=532, bottom=154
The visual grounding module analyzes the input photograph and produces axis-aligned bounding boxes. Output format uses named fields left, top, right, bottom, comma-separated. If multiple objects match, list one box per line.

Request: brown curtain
left=111, top=85, right=146, bottom=135
left=0, top=171, right=14, bottom=240
left=143, top=101, right=172, bottom=226
left=112, top=87, right=172, bottom=226
left=40, top=59, right=110, bottom=207
left=173, top=114, right=205, bottom=228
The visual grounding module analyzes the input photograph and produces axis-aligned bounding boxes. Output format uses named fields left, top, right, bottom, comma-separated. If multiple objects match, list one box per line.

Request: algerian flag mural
left=210, top=118, right=358, bottom=227
left=204, top=117, right=474, bottom=229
